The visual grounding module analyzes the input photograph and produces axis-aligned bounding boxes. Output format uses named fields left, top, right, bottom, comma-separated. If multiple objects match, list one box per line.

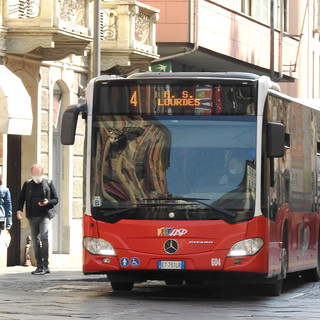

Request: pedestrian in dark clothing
left=17, top=164, right=58, bottom=275
left=0, top=174, right=12, bottom=249
left=0, top=174, right=12, bottom=231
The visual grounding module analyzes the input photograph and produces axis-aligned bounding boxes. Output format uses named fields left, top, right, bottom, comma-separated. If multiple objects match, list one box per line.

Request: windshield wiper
left=97, top=205, right=144, bottom=217
left=97, top=202, right=172, bottom=217
left=143, top=196, right=236, bottom=218
left=99, top=197, right=202, bottom=216
left=95, top=196, right=236, bottom=218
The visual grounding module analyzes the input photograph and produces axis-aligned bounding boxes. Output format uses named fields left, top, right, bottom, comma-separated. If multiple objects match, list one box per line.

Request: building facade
left=0, top=0, right=159, bottom=267
left=143, top=0, right=320, bottom=99
left=0, top=0, right=319, bottom=267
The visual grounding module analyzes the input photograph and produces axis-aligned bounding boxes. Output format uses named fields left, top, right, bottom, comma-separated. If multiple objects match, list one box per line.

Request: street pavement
left=1, top=265, right=320, bottom=319
left=0, top=265, right=105, bottom=319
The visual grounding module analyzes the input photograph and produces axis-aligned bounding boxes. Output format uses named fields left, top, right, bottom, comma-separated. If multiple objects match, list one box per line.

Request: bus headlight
left=227, top=238, right=264, bottom=257
left=83, top=237, right=117, bottom=256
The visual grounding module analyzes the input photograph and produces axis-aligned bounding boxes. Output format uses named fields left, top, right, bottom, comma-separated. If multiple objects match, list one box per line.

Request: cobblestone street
left=1, top=266, right=320, bottom=319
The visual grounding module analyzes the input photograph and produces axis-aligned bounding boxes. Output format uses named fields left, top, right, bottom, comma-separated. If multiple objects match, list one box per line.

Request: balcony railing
left=99, top=0, right=159, bottom=73
left=3, top=0, right=92, bottom=60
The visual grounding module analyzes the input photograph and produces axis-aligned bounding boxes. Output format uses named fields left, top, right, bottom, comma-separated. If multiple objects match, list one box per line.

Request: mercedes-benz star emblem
left=164, top=239, right=179, bottom=254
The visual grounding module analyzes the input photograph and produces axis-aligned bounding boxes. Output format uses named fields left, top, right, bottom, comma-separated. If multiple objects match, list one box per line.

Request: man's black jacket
left=17, top=179, right=59, bottom=219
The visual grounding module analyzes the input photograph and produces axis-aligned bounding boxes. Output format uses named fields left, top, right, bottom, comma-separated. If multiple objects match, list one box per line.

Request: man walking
left=17, top=164, right=58, bottom=275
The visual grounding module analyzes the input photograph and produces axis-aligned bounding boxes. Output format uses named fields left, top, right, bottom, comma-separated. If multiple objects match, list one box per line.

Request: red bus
left=61, top=72, right=320, bottom=295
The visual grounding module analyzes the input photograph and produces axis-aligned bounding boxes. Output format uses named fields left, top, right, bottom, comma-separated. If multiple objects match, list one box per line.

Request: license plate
left=158, top=260, right=185, bottom=270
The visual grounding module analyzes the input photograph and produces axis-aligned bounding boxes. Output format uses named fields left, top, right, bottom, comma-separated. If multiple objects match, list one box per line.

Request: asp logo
left=157, top=227, right=188, bottom=237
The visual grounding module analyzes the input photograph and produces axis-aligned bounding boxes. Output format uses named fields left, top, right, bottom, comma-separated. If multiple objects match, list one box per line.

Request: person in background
left=16, top=164, right=58, bottom=275
left=219, top=157, right=245, bottom=186
left=0, top=174, right=12, bottom=232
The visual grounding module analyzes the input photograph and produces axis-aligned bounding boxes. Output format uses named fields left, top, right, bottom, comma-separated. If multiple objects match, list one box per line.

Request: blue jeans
left=28, top=216, right=50, bottom=268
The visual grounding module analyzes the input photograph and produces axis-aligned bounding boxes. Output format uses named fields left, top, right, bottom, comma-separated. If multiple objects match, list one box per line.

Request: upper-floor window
left=314, top=0, right=320, bottom=31
left=242, top=0, right=270, bottom=24
left=214, top=0, right=288, bottom=32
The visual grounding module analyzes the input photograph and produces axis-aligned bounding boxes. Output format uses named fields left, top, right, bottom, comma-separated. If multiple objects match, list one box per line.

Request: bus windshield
left=90, top=80, right=257, bottom=222
left=91, top=115, right=257, bottom=222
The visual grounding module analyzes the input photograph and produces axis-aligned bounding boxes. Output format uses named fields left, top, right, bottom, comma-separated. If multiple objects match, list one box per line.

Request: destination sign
left=96, top=82, right=256, bottom=116
left=130, top=90, right=201, bottom=108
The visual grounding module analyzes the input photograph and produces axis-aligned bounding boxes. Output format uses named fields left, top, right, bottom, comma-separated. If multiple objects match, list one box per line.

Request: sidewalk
left=0, top=264, right=85, bottom=282
left=0, top=264, right=82, bottom=274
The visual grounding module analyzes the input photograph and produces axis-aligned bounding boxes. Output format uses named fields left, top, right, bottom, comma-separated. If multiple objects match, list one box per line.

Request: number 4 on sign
left=130, top=90, right=138, bottom=107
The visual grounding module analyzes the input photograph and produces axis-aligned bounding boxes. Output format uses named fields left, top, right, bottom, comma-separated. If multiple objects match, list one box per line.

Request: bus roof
left=127, top=72, right=261, bottom=81
left=293, top=98, right=320, bottom=111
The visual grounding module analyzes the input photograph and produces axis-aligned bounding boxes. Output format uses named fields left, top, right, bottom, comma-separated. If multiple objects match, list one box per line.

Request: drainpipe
left=270, top=0, right=283, bottom=82
left=93, top=0, right=101, bottom=77
left=278, top=0, right=283, bottom=81
left=152, top=0, right=198, bottom=64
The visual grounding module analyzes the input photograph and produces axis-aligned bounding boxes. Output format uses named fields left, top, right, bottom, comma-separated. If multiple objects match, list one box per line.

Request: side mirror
left=267, top=122, right=285, bottom=158
left=60, top=104, right=87, bottom=145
